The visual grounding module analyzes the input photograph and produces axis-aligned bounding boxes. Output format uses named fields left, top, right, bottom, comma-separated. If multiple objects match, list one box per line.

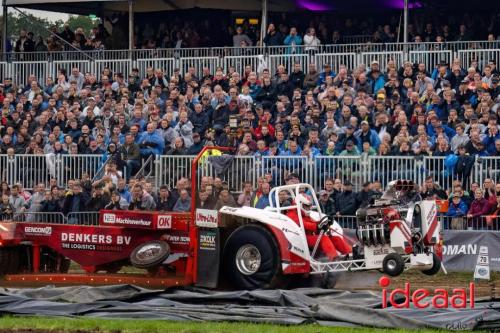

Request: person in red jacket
left=286, top=193, right=351, bottom=261
left=467, top=188, right=491, bottom=229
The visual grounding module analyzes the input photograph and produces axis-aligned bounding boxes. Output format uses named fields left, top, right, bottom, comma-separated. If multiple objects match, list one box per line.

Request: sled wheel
left=130, top=241, right=170, bottom=269
left=382, top=253, right=405, bottom=277
left=59, top=257, right=71, bottom=273
left=0, top=249, right=11, bottom=275
left=223, top=225, right=281, bottom=290
left=422, top=253, right=441, bottom=276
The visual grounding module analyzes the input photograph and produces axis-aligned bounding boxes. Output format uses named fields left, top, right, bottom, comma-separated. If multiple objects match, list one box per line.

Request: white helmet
left=296, top=193, right=312, bottom=214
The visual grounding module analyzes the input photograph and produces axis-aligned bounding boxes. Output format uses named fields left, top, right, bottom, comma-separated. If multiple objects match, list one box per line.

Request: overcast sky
left=17, top=8, right=70, bottom=22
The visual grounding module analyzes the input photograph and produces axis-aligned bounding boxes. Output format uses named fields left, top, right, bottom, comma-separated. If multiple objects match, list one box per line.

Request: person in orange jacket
left=286, top=193, right=351, bottom=261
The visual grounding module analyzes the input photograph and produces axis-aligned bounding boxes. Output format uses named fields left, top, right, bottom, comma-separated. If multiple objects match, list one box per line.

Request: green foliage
left=5, top=12, right=53, bottom=39
left=66, top=15, right=96, bottom=34
left=3, top=12, right=97, bottom=41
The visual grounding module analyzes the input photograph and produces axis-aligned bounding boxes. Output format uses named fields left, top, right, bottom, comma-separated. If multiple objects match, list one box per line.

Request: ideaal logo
left=379, top=276, right=475, bottom=309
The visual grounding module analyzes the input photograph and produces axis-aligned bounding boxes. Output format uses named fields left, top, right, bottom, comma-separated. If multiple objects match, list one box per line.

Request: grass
left=0, top=317, right=450, bottom=333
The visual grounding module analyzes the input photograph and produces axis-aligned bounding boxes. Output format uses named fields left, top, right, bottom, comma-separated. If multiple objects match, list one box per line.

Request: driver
left=286, top=194, right=351, bottom=261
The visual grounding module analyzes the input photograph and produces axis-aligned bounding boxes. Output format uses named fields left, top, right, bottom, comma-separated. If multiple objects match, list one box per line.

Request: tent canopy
left=5, top=0, right=296, bottom=14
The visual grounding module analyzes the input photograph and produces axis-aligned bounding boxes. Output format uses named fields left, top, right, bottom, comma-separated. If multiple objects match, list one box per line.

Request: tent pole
left=128, top=0, right=134, bottom=50
left=260, top=0, right=267, bottom=46
left=403, top=0, right=408, bottom=43
left=2, top=0, right=7, bottom=54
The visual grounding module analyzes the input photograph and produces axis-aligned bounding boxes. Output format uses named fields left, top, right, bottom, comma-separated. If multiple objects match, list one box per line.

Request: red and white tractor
left=0, top=148, right=443, bottom=290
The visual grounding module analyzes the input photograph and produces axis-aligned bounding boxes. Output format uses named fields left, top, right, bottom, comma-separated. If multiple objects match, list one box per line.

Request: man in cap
left=336, top=180, right=358, bottom=216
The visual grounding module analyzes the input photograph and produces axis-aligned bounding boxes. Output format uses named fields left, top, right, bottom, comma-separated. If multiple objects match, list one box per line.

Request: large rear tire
left=223, top=225, right=281, bottom=290
left=422, top=253, right=441, bottom=276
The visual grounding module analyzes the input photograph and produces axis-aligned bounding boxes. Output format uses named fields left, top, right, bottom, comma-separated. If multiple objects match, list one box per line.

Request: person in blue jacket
left=447, top=193, right=468, bottom=217
left=255, top=182, right=271, bottom=209
left=355, top=121, right=381, bottom=151
left=482, top=125, right=500, bottom=155
left=284, top=27, right=303, bottom=54
left=138, top=122, right=164, bottom=158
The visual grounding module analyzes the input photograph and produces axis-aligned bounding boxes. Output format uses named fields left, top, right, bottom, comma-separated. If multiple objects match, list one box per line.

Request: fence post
left=361, top=154, right=370, bottom=184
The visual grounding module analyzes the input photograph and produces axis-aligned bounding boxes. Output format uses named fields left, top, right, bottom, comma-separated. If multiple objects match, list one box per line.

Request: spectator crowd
left=1, top=22, right=500, bottom=229
left=10, top=10, right=500, bottom=52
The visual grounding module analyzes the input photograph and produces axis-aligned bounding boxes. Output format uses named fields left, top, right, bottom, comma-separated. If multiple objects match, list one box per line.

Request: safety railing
left=66, top=212, right=100, bottom=225
left=3, top=40, right=499, bottom=63
left=1, top=154, right=497, bottom=194
left=1, top=43, right=499, bottom=86
left=1, top=211, right=66, bottom=224
left=438, top=215, right=500, bottom=231
left=3, top=211, right=99, bottom=225
left=332, top=215, right=500, bottom=231
left=0, top=154, right=103, bottom=190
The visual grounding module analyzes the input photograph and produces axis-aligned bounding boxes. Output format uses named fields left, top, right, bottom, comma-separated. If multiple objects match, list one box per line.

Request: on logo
left=157, top=215, right=172, bottom=229
left=103, top=213, right=116, bottom=223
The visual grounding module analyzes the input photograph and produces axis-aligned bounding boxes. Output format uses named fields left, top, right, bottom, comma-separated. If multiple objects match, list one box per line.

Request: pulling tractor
left=0, top=148, right=443, bottom=289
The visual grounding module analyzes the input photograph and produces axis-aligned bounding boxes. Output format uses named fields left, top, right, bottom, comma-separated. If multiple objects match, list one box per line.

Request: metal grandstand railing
left=1, top=41, right=499, bottom=86
left=2, top=40, right=499, bottom=62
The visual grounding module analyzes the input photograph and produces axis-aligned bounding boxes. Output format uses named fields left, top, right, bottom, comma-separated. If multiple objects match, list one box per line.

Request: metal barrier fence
left=335, top=215, right=500, bottom=231
left=4, top=154, right=500, bottom=194
left=0, top=154, right=102, bottom=190
left=2, top=40, right=499, bottom=63
left=2, top=47, right=500, bottom=86
left=1, top=211, right=66, bottom=224
left=153, top=154, right=493, bottom=194
left=1, top=211, right=100, bottom=225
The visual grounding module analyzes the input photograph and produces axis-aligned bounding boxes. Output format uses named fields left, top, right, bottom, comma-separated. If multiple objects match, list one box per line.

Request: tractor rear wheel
left=223, top=225, right=281, bottom=290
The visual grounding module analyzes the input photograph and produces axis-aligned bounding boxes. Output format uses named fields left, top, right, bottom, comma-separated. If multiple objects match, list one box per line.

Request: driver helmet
left=296, top=193, right=313, bottom=215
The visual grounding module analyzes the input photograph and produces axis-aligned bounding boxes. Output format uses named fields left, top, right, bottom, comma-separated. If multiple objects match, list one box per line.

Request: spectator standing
left=336, top=180, right=357, bottom=216
left=0, top=194, right=14, bottom=220
left=15, top=30, right=35, bottom=53
left=233, top=26, right=253, bottom=47
left=284, top=27, right=302, bottom=54
left=255, top=182, right=271, bottom=209
left=120, top=133, right=141, bottom=180
left=263, top=23, right=283, bottom=46
left=63, top=182, right=90, bottom=223
left=9, top=184, right=26, bottom=218
left=467, top=188, right=491, bottom=229
left=303, top=28, right=321, bottom=53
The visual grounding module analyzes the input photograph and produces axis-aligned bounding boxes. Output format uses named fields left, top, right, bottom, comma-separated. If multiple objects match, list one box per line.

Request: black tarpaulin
left=0, top=285, right=499, bottom=330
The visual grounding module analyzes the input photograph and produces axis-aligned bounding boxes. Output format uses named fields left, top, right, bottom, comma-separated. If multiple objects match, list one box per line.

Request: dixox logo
left=379, top=276, right=475, bottom=309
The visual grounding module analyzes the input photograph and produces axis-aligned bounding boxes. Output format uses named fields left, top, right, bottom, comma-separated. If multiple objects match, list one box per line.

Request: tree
left=66, top=15, right=97, bottom=35
left=5, top=12, right=53, bottom=40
